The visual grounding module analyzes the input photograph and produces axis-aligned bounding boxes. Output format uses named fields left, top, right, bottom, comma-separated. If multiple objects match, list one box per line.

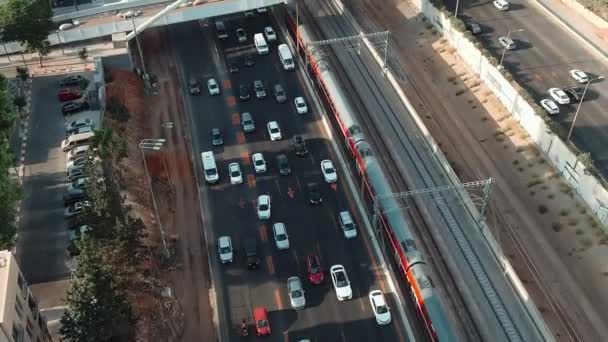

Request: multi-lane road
left=446, top=0, right=608, bottom=174
left=164, top=14, right=415, bottom=341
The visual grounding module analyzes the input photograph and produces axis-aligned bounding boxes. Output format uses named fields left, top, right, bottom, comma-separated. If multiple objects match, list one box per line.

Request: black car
left=63, top=189, right=87, bottom=206
left=244, top=237, right=260, bottom=270
left=60, top=74, right=85, bottom=87
left=62, top=101, right=89, bottom=115
left=239, top=84, right=251, bottom=101
left=188, top=78, right=201, bottom=95
left=293, top=135, right=308, bottom=156
left=307, top=182, right=322, bottom=204
left=563, top=87, right=585, bottom=103
left=276, top=154, right=291, bottom=176
left=244, top=54, right=255, bottom=67
left=467, top=22, right=482, bottom=34
left=228, top=63, right=239, bottom=73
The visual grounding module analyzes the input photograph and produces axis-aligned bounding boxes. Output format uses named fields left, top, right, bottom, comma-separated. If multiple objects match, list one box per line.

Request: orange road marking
left=259, top=224, right=268, bottom=242
left=231, top=112, right=240, bottom=125
left=227, top=95, right=236, bottom=106
left=238, top=198, right=246, bottom=208
left=223, top=79, right=232, bottom=89
left=240, top=152, right=250, bottom=165
left=330, top=183, right=337, bottom=191
left=274, top=288, right=283, bottom=310
left=236, top=132, right=246, bottom=144
left=247, top=174, right=256, bottom=188
left=266, top=256, right=275, bottom=275
left=287, top=186, right=295, bottom=198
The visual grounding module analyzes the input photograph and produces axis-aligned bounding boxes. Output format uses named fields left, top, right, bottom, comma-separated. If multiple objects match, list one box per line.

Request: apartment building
left=0, top=250, right=52, bottom=342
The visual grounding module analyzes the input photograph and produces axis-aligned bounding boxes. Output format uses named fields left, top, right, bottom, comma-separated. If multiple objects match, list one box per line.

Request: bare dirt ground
left=104, top=26, right=216, bottom=341
left=357, top=0, right=608, bottom=340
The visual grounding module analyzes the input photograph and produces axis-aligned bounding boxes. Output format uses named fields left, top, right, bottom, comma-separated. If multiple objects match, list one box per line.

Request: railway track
left=296, top=0, right=543, bottom=340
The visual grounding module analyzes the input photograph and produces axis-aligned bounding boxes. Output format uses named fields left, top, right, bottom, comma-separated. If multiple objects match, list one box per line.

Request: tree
left=15, top=66, right=29, bottom=82
left=78, top=47, right=88, bottom=69
left=0, top=0, right=54, bottom=63
left=112, top=214, right=147, bottom=266
left=92, top=128, right=128, bottom=162
left=60, top=236, right=137, bottom=341
left=13, top=95, right=26, bottom=112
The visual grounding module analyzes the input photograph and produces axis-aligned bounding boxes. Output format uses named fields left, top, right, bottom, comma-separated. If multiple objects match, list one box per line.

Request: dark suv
left=563, top=86, right=585, bottom=103
left=307, top=182, right=322, bottom=205
left=293, top=135, right=308, bottom=156
left=276, top=154, right=291, bottom=175
left=244, top=237, right=260, bottom=270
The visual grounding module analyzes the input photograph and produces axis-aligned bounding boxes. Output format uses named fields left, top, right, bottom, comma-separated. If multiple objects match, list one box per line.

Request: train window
left=349, top=125, right=362, bottom=135
left=401, top=239, right=416, bottom=252
left=416, top=275, right=433, bottom=290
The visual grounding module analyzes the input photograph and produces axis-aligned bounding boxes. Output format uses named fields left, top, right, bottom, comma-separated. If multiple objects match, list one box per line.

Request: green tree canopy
left=0, top=0, right=54, bottom=53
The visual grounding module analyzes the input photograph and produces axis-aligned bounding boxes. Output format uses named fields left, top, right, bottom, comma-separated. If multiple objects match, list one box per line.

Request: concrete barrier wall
left=52, top=0, right=172, bottom=22
left=411, top=0, right=608, bottom=229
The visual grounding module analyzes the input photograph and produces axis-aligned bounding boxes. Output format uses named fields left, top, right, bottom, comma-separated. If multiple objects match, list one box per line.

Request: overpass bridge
left=0, top=0, right=285, bottom=55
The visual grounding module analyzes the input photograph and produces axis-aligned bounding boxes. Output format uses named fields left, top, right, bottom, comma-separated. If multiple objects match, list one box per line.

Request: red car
left=57, top=89, right=81, bottom=102
left=306, top=253, right=324, bottom=285
left=254, top=307, right=271, bottom=336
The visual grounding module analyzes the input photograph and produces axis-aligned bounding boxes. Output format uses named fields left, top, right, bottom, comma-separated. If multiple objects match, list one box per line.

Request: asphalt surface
left=166, top=14, right=410, bottom=342
left=15, top=73, right=93, bottom=284
left=444, top=0, right=608, bottom=174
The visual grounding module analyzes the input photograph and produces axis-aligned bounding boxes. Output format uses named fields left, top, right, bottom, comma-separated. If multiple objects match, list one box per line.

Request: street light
left=567, top=75, right=605, bottom=142
left=139, top=138, right=170, bottom=258
left=498, top=29, right=524, bottom=69
left=55, top=30, right=65, bottom=55
left=131, top=18, right=148, bottom=80
left=455, top=0, right=461, bottom=18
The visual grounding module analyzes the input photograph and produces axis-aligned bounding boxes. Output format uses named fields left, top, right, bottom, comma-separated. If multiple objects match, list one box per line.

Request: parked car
left=64, top=201, right=90, bottom=218
left=276, top=154, right=291, bottom=176
left=540, top=99, right=559, bottom=115
left=267, top=121, right=282, bottom=141
left=244, top=237, right=260, bottom=270
left=63, top=188, right=87, bottom=206
left=228, top=162, right=243, bottom=185
left=467, top=22, right=482, bottom=34
left=563, top=86, right=585, bottom=103
left=254, top=80, right=266, bottom=98
left=67, top=177, right=89, bottom=192
left=264, top=26, right=277, bottom=41
left=257, top=195, right=271, bottom=220
left=244, top=54, right=255, bottom=67
left=293, top=135, right=308, bottom=156
left=58, top=89, right=82, bottom=102
left=306, top=253, right=324, bottom=285
left=338, top=210, right=357, bottom=239
left=307, top=182, right=322, bottom=204
left=548, top=88, right=570, bottom=104
left=330, top=264, right=352, bottom=301
left=217, top=236, right=233, bottom=263
left=236, top=28, right=247, bottom=42
left=242, top=112, right=255, bottom=133
left=272, top=222, right=290, bottom=250
left=569, top=69, right=589, bottom=84
left=274, top=84, right=287, bottom=103
left=228, top=63, right=239, bottom=73
left=60, top=75, right=85, bottom=87
left=66, top=118, right=93, bottom=134
left=321, top=159, right=337, bottom=183
left=252, top=153, right=266, bottom=173
left=498, top=36, right=515, bottom=50
left=68, top=225, right=92, bottom=242
left=68, top=126, right=92, bottom=136
left=239, top=84, right=251, bottom=101
left=208, top=78, right=220, bottom=95
left=62, top=101, right=89, bottom=115
left=67, top=145, right=91, bottom=160
left=369, top=290, right=391, bottom=325
left=294, top=97, right=308, bottom=114
left=493, top=0, right=509, bottom=10
left=188, top=78, right=201, bottom=95
left=287, top=276, right=305, bottom=309
left=254, top=307, right=271, bottom=336
left=211, top=128, right=223, bottom=146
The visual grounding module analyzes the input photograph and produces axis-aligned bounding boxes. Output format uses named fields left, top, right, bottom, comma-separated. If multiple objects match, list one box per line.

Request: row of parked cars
left=205, top=19, right=392, bottom=336
left=540, top=70, right=590, bottom=115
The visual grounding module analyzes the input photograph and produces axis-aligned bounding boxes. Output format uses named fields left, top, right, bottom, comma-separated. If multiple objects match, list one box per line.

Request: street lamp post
left=455, top=0, right=460, bottom=18
left=498, top=29, right=524, bottom=69
left=55, top=30, right=65, bottom=55
left=131, top=18, right=148, bottom=78
left=139, top=138, right=170, bottom=258
left=567, top=76, right=605, bottom=142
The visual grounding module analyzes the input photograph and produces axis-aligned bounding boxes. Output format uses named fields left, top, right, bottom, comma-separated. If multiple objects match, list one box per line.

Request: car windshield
left=231, top=170, right=239, bottom=177
left=255, top=160, right=264, bottom=166
left=271, top=128, right=279, bottom=133
left=336, top=273, right=347, bottom=287
left=205, top=169, right=217, bottom=176
left=376, top=304, right=388, bottom=314
left=257, top=319, right=268, bottom=327
left=259, top=204, right=268, bottom=211
left=220, top=246, right=231, bottom=254
left=244, top=120, right=252, bottom=125
left=326, top=167, right=335, bottom=174
left=276, top=233, right=286, bottom=241
left=344, top=223, right=355, bottom=231
left=309, top=260, right=319, bottom=273
left=292, top=289, right=302, bottom=297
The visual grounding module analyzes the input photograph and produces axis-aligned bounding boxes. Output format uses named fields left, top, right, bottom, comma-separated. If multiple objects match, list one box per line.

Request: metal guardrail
left=52, top=0, right=172, bottom=22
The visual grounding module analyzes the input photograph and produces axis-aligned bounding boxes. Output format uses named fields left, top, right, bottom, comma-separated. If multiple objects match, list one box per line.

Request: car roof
left=274, top=222, right=285, bottom=231
left=331, top=264, right=345, bottom=272
left=370, top=291, right=386, bottom=305
left=254, top=307, right=267, bottom=319
left=218, top=236, right=231, bottom=246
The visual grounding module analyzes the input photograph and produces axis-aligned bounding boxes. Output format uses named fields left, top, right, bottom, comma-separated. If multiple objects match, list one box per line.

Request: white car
left=264, top=26, right=277, bottom=41
left=267, top=121, right=282, bottom=141
left=294, top=97, right=308, bottom=114
left=540, top=99, right=559, bottom=115
left=369, top=290, right=391, bottom=325
left=257, top=195, right=271, bottom=220
left=252, top=153, right=267, bottom=173
left=272, top=222, right=290, bottom=250
left=321, top=159, right=337, bottom=183
left=493, top=0, right=509, bottom=10
left=498, top=36, right=515, bottom=50
left=569, top=69, right=589, bottom=84
left=217, top=236, right=233, bottom=263
left=207, top=78, right=220, bottom=95
left=330, top=265, right=352, bottom=301
left=548, top=88, right=570, bottom=104
left=287, top=276, right=305, bottom=309
left=228, top=162, right=242, bottom=184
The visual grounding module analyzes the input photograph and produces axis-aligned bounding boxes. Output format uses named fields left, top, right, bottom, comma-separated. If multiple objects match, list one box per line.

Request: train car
left=283, top=5, right=457, bottom=341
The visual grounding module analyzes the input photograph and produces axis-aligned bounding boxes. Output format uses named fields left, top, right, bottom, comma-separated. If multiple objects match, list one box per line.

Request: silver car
left=242, top=112, right=255, bottom=133
left=254, top=80, right=266, bottom=99
left=287, top=276, right=306, bottom=309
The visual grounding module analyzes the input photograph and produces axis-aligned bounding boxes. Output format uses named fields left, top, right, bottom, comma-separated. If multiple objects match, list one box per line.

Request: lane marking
left=227, top=95, right=236, bottom=106
left=259, top=224, right=268, bottom=242
left=330, top=183, right=338, bottom=191
left=241, top=152, right=251, bottom=165
left=247, top=174, right=256, bottom=188
left=232, top=112, right=240, bottom=125
left=223, top=79, right=232, bottom=89
left=266, top=255, right=275, bottom=275
left=236, top=132, right=246, bottom=144
left=274, top=288, right=283, bottom=310
left=275, top=179, right=281, bottom=194
left=287, top=186, right=295, bottom=198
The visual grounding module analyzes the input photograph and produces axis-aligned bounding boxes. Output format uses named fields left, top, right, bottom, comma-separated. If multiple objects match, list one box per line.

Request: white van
left=254, top=33, right=269, bottom=55
left=61, top=131, right=94, bottom=152
left=216, top=21, right=228, bottom=40
left=201, top=151, right=219, bottom=183
left=278, top=44, right=294, bottom=70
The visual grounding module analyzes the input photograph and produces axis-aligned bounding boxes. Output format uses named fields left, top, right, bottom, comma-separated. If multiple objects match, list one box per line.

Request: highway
left=164, top=13, right=415, bottom=341
left=443, top=0, right=608, bottom=175
left=302, top=0, right=549, bottom=340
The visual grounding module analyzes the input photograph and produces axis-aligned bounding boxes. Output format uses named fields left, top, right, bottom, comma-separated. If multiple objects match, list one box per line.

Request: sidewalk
left=535, top=0, right=608, bottom=60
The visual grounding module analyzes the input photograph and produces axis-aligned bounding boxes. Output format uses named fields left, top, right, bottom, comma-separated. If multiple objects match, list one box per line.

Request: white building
left=0, top=250, right=52, bottom=342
